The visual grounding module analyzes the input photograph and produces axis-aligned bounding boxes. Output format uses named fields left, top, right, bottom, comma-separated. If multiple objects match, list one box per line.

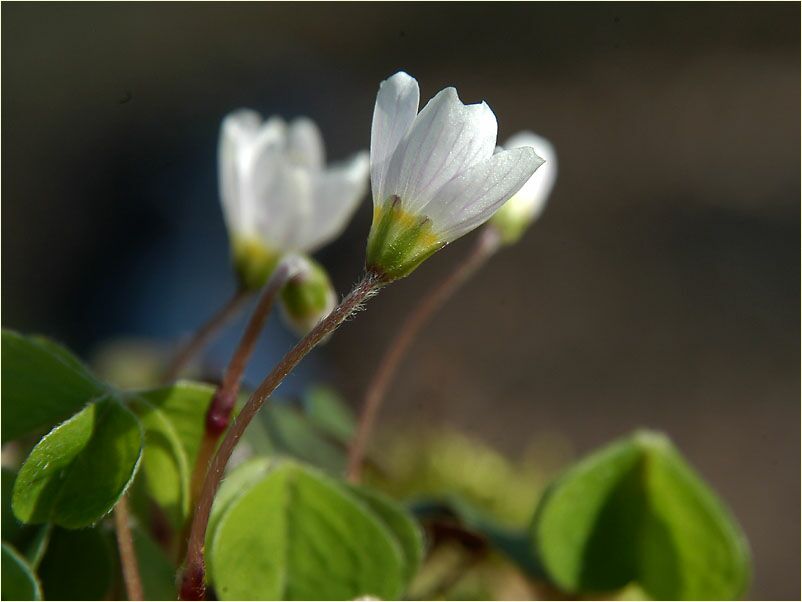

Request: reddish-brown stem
left=179, top=273, right=382, bottom=600
left=162, top=289, right=251, bottom=383
left=114, top=495, right=144, bottom=601
left=346, top=226, right=502, bottom=483
left=188, top=260, right=299, bottom=505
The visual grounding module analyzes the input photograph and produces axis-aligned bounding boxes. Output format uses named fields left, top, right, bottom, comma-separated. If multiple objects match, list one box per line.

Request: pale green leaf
left=531, top=430, right=751, bottom=600
left=209, top=461, right=405, bottom=600
left=348, top=485, right=425, bottom=584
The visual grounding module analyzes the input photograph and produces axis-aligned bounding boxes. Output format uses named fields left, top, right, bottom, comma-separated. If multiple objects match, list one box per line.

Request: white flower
left=490, top=131, right=557, bottom=244
left=219, top=110, right=369, bottom=289
left=366, top=71, right=544, bottom=281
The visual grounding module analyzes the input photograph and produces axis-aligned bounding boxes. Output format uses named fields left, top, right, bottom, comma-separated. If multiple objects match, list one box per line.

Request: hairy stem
left=346, top=226, right=502, bottom=483
left=114, top=495, right=144, bottom=601
left=188, top=259, right=299, bottom=504
left=162, top=289, right=251, bottom=383
left=179, top=273, right=382, bottom=600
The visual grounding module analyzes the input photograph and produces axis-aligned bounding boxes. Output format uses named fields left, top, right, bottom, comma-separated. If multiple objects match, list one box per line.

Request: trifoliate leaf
left=12, top=398, right=143, bottom=528
left=531, top=430, right=751, bottom=600
left=209, top=461, right=405, bottom=600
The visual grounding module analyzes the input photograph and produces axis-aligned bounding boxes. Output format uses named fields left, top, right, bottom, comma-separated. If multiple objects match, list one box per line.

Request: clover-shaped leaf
left=12, top=397, right=143, bottom=529
left=208, top=460, right=407, bottom=600
left=530, top=430, right=750, bottom=600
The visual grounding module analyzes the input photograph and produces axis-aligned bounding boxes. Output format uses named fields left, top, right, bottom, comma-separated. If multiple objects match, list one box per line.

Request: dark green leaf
left=209, top=461, right=405, bottom=600
left=264, top=403, right=346, bottom=474
left=2, top=330, right=106, bottom=443
left=1, top=542, right=42, bottom=600
left=12, top=398, right=143, bottom=528
left=348, top=485, right=425, bottom=584
left=531, top=430, right=751, bottom=600
left=2, top=469, right=25, bottom=544
left=302, top=386, right=356, bottom=442
left=132, top=526, right=178, bottom=601
left=37, top=527, right=113, bottom=600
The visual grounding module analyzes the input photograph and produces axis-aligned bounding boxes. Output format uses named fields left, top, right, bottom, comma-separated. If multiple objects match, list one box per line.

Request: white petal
left=426, top=147, right=544, bottom=243
left=288, top=117, right=325, bottom=170
left=370, top=71, right=420, bottom=206
left=248, top=155, right=313, bottom=250
left=242, top=116, right=287, bottom=172
left=296, top=151, right=369, bottom=251
left=384, top=87, right=497, bottom=215
left=503, top=131, right=557, bottom=220
left=219, top=110, right=264, bottom=236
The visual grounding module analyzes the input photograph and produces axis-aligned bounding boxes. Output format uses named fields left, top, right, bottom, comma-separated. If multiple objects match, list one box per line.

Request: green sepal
left=366, top=196, right=444, bottom=282
left=279, top=256, right=335, bottom=335
left=232, top=236, right=282, bottom=291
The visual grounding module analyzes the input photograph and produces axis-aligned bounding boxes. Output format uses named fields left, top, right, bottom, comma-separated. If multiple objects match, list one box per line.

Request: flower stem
left=162, top=289, right=251, bottom=383
left=179, top=273, right=383, bottom=600
left=346, top=226, right=502, bottom=483
left=188, top=259, right=300, bottom=505
left=114, top=495, right=144, bottom=601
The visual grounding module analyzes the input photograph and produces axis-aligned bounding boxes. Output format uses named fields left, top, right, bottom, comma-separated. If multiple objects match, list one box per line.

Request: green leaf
left=12, top=398, right=144, bottom=528
left=206, top=458, right=273, bottom=547
left=134, top=381, right=215, bottom=465
left=209, top=461, right=406, bottom=600
left=2, top=469, right=25, bottom=544
left=531, top=430, right=751, bottom=600
left=37, top=526, right=113, bottom=600
left=132, top=526, right=178, bottom=601
left=2, top=542, right=42, bottom=600
left=348, top=485, right=425, bottom=584
left=128, top=397, right=191, bottom=527
left=302, top=386, right=356, bottom=442
left=1, top=330, right=106, bottom=443
left=264, top=403, right=347, bottom=474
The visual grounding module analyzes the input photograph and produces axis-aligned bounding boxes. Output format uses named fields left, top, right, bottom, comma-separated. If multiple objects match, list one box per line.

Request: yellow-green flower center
left=365, top=196, right=444, bottom=282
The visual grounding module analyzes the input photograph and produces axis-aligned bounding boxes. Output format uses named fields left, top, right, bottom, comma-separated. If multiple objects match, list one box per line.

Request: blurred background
left=2, top=3, right=799, bottom=599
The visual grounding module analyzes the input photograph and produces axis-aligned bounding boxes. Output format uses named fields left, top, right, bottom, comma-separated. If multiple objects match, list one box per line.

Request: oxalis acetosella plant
left=2, top=71, right=751, bottom=602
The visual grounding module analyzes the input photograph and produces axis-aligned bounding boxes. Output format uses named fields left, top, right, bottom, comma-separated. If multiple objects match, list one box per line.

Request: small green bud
left=232, top=236, right=282, bottom=291
left=365, top=196, right=444, bottom=282
left=279, top=256, right=337, bottom=336
left=489, top=132, right=557, bottom=245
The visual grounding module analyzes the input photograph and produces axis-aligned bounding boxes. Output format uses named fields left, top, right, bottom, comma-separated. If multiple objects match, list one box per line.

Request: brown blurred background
left=2, top=3, right=799, bottom=599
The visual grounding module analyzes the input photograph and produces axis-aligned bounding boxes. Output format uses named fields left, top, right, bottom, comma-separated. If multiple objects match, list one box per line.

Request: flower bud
left=278, top=256, right=337, bottom=336
left=489, top=132, right=557, bottom=245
